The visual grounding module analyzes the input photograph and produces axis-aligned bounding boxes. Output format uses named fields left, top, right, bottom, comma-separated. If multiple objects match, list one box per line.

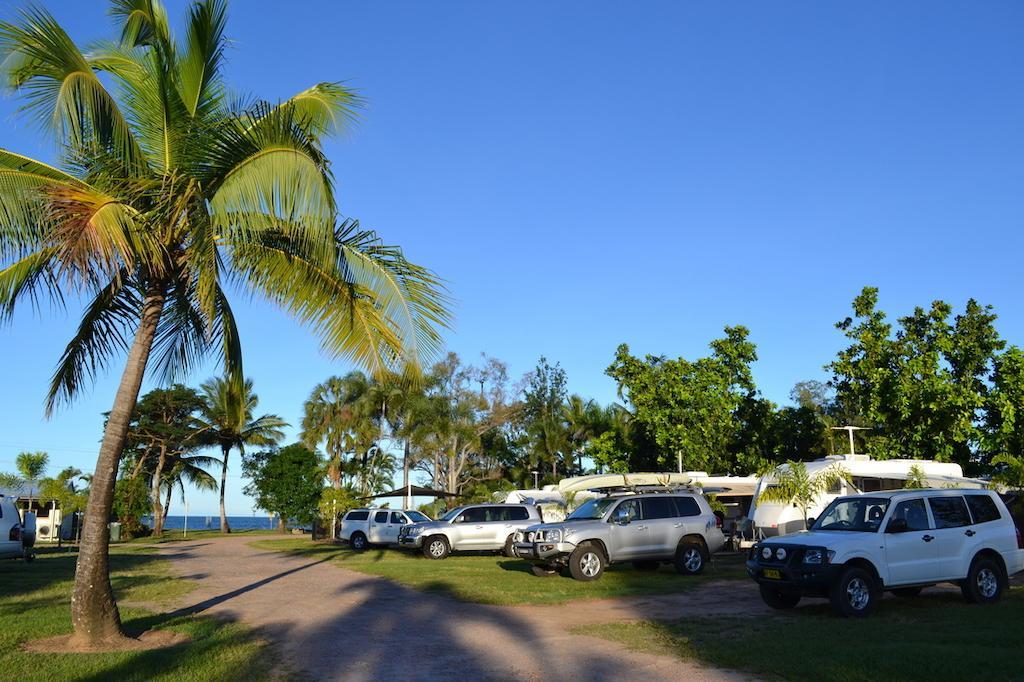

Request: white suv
left=340, top=508, right=432, bottom=550
left=747, top=489, right=1024, bottom=617
left=0, top=495, right=36, bottom=561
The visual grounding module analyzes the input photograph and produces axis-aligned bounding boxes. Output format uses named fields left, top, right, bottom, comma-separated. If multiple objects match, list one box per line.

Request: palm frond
left=46, top=270, right=140, bottom=415
left=175, top=0, right=228, bottom=118
left=109, top=0, right=172, bottom=52
left=0, top=6, right=143, bottom=168
left=278, top=82, right=362, bottom=138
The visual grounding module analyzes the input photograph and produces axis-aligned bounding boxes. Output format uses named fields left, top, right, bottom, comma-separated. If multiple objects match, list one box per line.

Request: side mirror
left=886, top=518, right=908, bottom=534
left=613, top=507, right=632, bottom=525
left=805, top=517, right=816, bottom=529
left=453, top=515, right=465, bottom=524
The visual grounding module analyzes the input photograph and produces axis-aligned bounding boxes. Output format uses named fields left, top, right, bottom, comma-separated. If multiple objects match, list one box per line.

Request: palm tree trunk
left=71, top=288, right=164, bottom=647
left=151, top=446, right=167, bottom=536
left=162, top=483, right=172, bottom=523
left=219, top=444, right=231, bottom=533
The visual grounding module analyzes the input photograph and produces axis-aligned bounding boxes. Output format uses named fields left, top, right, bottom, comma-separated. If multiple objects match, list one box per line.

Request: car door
left=927, top=495, right=974, bottom=580
left=883, top=498, right=939, bottom=585
left=368, top=510, right=390, bottom=543
left=640, top=497, right=677, bottom=558
left=453, top=507, right=489, bottom=549
left=386, top=512, right=408, bottom=543
left=608, top=498, right=647, bottom=561
left=0, top=500, right=19, bottom=558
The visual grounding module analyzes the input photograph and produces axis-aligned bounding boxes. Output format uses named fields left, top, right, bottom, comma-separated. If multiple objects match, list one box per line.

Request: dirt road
left=157, top=535, right=759, bottom=680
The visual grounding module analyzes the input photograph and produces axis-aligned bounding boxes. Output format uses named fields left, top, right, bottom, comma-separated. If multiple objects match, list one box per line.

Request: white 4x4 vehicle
left=747, top=489, right=1024, bottom=617
left=0, top=495, right=36, bottom=561
left=340, top=508, right=432, bottom=550
left=514, top=491, right=725, bottom=581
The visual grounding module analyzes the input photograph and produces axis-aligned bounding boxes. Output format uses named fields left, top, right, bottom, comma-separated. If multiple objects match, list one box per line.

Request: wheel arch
left=843, top=556, right=883, bottom=587
left=678, top=533, right=709, bottom=553
left=579, top=538, right=610, bottom=563
left=972, top=548, right=1008, bottom=581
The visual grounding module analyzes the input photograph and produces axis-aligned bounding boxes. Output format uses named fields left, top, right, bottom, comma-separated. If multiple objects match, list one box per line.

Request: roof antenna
left=830, top=425, right=871, bottom=458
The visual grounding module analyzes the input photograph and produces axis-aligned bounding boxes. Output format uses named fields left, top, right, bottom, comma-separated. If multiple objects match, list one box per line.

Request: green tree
left=756, top=461, right=851, bottom=526
left=16, top=451, right=48, bottom=509
left=606, top=326, right=757, bottom=473
left=243, top=443, right=324, bottom=530
left=0, top=0, right=447, bottom=645
left=904, top=464, right=928, bottom=489
left=39, top=466, right=90, bottom=516
left=984, top=346, right=1024, bottom=479
left=197, top=377, right=286, bottom=533
left=122, top=385, right=206, bottom=536
left=301, top=372, right=376, bottom=490
left=521, top=357, right=569, bottom=480
left=0, top=472, right=23, bottom=490
left=159, top=451, right=219, bottom=523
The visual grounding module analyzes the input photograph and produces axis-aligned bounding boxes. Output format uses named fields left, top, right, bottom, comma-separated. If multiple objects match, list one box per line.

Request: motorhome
left=748, top=453, right=989, bottom=538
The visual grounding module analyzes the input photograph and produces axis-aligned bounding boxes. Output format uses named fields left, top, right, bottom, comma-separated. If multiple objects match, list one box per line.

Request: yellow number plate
left=762, top=568, right=782, bottom=580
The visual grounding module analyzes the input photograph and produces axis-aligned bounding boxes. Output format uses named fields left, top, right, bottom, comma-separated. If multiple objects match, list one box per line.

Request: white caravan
left=749, top=453, right=988, bottom=538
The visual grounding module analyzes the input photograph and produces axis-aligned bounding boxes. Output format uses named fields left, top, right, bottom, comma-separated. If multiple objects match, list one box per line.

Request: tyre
left=674, top=538, right=707, bottom=575
left=759, top=584, right=801, bottom=609
left=891, top=586, right=923, bottom=598
left=502, top=534, right=516, bottom=557
left=568, top=542, right=606, bottom=581
left=24, top=552, right=35, bottom=564
left=530, top=564, right=558, bottom=577
left=350, top=532, right=368, bottom=551
left=961, top=556, right=1004, bottom=605
left=423, top=535, right=450, bottom=560
left=632, top=560, right=660, bottom=572
left=830, top=566, right=879, bottom=617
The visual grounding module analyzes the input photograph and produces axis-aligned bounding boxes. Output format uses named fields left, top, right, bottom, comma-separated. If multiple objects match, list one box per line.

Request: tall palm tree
left=0, top=1, right=448, bottom=646
left=197, top=377, right=285, bottom=532
left=16, top=451, right=48, bottom=510
left=756, top=461, right=852, bottom=527
left=161, top=451, right=219, bottom=522
left=301, top=372, right=374, bottom=489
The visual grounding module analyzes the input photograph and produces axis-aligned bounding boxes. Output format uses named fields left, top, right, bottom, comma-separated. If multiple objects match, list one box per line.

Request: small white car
left=339, top=508, right=431, bottom=550
left=0, top=494, right=36, bottom=561
left=747, top=489, right=1024, bottom=617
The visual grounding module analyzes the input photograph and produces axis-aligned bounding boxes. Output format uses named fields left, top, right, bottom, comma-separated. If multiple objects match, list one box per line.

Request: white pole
left=848, top=428, right=855, bottom=456
left=331, top=498, right=337, bottom=540
left=677, top=450, right=682, bottom=474
left=407, top=480, right=412, bottom=510
left=183, top=497, right=188, bottom=539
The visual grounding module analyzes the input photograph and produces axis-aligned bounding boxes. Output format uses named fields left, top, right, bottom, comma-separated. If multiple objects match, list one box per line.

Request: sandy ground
left=156, top=535, right=759, bottom=681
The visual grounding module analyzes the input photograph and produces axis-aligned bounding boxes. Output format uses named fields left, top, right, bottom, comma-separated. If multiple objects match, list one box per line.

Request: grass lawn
left=0, top=544, right=269, bottom=682
left=252, top=538, right=747, bottom=605
left=575, top=586, right=1024, bottom=681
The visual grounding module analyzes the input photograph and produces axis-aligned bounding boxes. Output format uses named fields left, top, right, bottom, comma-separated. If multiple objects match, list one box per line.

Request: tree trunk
left=277, top=516, right=286, bottom=533
left=432, top=453, right=440, bottom=490
left=151, top=446, right=167, bottom=537
left=162, top=483, right=172, bottom=523
left=219, top=444, right=231, bottom=533
left=71, top=288, right=164, bottom=647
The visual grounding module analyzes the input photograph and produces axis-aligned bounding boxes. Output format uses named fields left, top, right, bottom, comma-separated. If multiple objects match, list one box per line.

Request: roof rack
left=594, top=483, right=703, bottom=496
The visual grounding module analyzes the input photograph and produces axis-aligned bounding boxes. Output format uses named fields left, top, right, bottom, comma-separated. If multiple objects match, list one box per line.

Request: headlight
left=544, top=529, right=561, bottom=543
left=407, top=526, right=425, bottom=536
left=775, top=547, right=787, bottom=561
left=761, top=546, right=773, bottom=560
left=803, top=549, right=824, bottom=564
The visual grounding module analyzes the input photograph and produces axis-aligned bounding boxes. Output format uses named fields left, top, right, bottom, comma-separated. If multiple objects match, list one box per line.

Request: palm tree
left=757, top=460, right=851, bottom=527
left=301, top=372, right=374, bottom=489
left=564, top=395, right=603, bottom=475
left=161, top=452, right=219, bottom=522
left=197, top=377, right=285, bottom=532
left=16, top=451, right=49, bottom=510
left=0, top=1, right=448, bottom=646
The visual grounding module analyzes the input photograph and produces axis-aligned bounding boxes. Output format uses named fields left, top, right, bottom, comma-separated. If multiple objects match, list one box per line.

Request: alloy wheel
left=580, top=552, right=601, bottom=577
left=977, top=567, right=998, bottom=598
left=683, top=548, right=702, bottom=572
left=846, top=577, right=870, bottom=610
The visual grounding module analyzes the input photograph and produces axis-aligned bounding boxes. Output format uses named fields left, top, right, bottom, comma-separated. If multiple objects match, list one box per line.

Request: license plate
left=763, top=568, right=782, bottom=580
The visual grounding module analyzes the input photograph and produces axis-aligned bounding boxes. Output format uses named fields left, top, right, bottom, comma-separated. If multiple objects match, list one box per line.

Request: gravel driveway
left=156, top=535, right=757, bottom=680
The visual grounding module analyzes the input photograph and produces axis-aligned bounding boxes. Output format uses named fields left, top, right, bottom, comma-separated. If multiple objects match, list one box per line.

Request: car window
left=673, top=497, right=700, bottom=517
left=407, top=511, right=431, bottom=522
left=612, top=499, right=641, bottom=523
left=346, top=510, right=369, bottom=521
left=965, top=495, right=1001, bottom=524
left=929, top=496, right=972, bottom=528
left=374, top=511, right=388, bottom=523
left=507, top=506, right=529, bottom=521
left=888, top=498, right=930, bottom=532
left=814, top=497, right=890, bottom=532
left=641, top=497, right=676, bottom=520
left=458, top=507, right=487, bottom=523
left=485, top=507, right=507, bottom=522
left=390, top=512, right=406, bottom=524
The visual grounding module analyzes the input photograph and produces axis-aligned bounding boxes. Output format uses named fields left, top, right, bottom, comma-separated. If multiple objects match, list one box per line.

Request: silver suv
left=398, top=503, right=543, bottom=559
left=514, top=491, right=725, bottom=581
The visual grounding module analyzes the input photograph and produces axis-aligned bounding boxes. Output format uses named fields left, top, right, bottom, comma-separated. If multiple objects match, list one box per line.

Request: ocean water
left=143, top=515, right=281, bottom=531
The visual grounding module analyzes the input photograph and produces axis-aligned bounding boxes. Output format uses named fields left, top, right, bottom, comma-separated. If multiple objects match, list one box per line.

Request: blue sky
left=1, top=1, right=1022, bottom=514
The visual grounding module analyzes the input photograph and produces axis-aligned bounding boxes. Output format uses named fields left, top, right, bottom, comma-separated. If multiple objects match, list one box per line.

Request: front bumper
left=746, top=557, right=841, bottom=595
left=397, top=534, right=424, bottom=548
left=513, top=540, right=576, bottom=563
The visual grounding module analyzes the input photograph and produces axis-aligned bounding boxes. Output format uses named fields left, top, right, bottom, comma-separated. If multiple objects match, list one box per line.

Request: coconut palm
left=757, top=460, right=851, bottom=527
left=0, top=0, right=448, bottom=646
left=16, top=451, right=48, bottom=510
left=301, top=372, right=375, bottom=489
left=160, top=451, right=219, bottom=522
left=197, top=377, right=285, bottom=532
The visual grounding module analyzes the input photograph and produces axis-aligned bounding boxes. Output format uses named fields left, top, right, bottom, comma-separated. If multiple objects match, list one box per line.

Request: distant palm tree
left=0, top=0, right=447, bottom=645
left=161, top=452, right=219, bottom=522
left=563, top=395, right=603, bottom=475
left=0, top=472, right=23, bottom=490
left=16, top=451, right=48, bottom=510
left=757, top=460, right=851, bottom=527
left=198, top=377, right=285, bottom=532
left=302, top=372, right=374, bottom=489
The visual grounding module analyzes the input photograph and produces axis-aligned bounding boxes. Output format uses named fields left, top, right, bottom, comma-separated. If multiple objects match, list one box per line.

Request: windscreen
left=567, top=497, right=619, bottom=521
left=813, top=497, right=890, bottom=532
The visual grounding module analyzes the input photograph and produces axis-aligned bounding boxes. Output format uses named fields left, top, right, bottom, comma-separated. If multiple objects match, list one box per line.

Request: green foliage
left=0, top=472, right=22, bottom=490
left=113, top=476, right=151, bottom=537
left=904, top=464, right=928, bottom=489
left=756, top=461, right=851, bottom=524
left=243, top=443, right=324, bottom=526
left=317, top=486, right=360, bottom=524
left=521, top=357, right=570, bottom=477
left=38, top=466, right=89, bottom=514
left=15, top=451, right=47, bottom=504
left=990, top=454, right=1024, bottom=491
left=606, top=326, right=757, bottom=473
left=984, top=346, right=1024, bottom=481
left=829, top=287, right=1004, bottom=470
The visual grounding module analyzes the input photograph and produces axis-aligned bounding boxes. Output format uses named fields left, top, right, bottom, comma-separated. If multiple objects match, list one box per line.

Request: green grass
left=253, top=538, right=747, bottom=605
left=0, top=545, right=270, bottom=682
left=575, top=587, right=1024, bottom=681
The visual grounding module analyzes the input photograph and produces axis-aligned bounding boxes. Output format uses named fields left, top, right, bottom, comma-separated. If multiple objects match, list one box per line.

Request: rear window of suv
left=673, top=497, right=701, bottom=517
left=345, top=510, right=369, bottom=521
left=641, top=497, right=676, bottom=519
left=965, top=495, right=1001, bottom=524
left=929, top=496, right=971, bottom=528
